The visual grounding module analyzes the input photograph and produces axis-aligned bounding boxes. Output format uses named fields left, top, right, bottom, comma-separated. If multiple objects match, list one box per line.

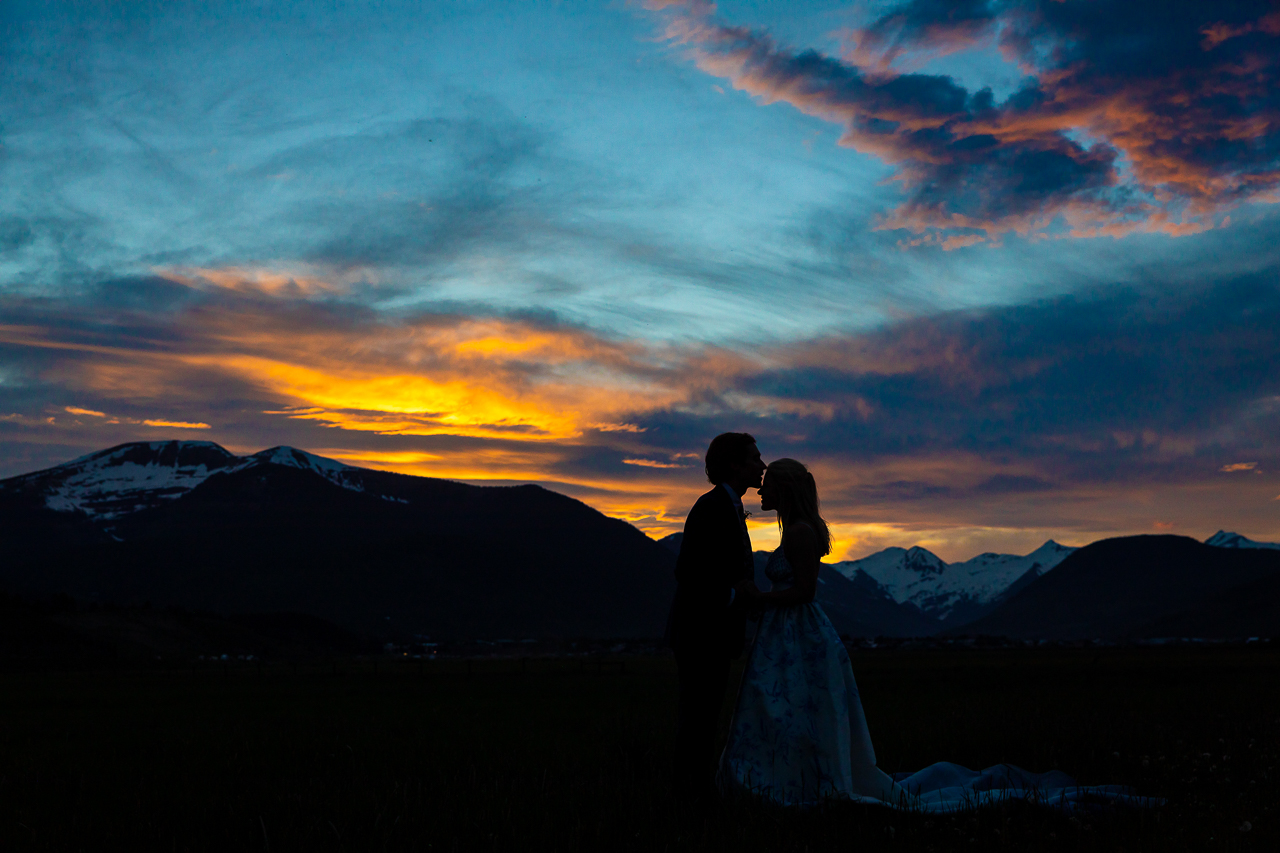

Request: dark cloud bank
left=631, top=274, right=1280, bottom=501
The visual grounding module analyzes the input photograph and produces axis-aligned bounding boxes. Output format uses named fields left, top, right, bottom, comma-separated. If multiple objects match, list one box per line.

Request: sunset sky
left=3, top=0, right=1279, bottom=560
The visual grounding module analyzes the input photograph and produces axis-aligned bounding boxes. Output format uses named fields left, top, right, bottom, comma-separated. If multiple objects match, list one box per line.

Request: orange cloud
left=1, top=413, right=56, bottom=426
left=65, top=406, right=106, bottom=417
left=940, top=234, right=987, bottom=251
left=1201, top=12, right=1280, bottom=50
left=162, top=265, right=363, bottom=298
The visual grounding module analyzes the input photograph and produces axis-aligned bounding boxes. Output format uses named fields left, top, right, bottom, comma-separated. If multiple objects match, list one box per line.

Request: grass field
left=1, top=647, right=1277, bottom=851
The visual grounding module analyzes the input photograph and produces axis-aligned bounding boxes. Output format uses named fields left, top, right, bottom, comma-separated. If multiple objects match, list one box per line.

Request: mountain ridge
left=1205, top=530, right=1280, bottom=550
left=0, top=441, right=676, bottom=639
left=0, top=440, right=375, bottom=519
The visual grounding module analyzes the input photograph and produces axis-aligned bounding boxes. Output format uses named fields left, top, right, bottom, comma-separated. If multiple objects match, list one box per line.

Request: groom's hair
left=705, top=432, right=757, bottom=485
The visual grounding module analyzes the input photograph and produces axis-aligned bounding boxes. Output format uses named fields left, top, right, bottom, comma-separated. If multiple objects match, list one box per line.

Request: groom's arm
left=675, top=493, right=738, bottom=608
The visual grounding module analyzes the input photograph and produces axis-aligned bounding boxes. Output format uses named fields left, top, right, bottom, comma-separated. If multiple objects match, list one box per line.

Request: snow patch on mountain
left=829, top=540, right=1077, bottom=622
left=830, top=546, right=946, bottom=606
left=1205, top=530, right=1280, bottom=550
left=7, top=441, right=239, bottom=518
left=0, top=440, right=364, bottom=518
left=248, top=446, right=364, bottom=491
left=946, top=541, right=1078, bottom=604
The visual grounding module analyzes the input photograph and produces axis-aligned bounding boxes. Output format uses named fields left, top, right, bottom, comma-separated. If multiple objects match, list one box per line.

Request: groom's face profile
left=724, top=443, right=765, bottom=496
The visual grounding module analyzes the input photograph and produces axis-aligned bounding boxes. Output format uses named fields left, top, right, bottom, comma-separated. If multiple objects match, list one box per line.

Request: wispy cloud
left=648, top=0, right=1280, bottom=244
left=142, top=419, right=210, bottom=430
left=623, top=458, right=691, bottom=469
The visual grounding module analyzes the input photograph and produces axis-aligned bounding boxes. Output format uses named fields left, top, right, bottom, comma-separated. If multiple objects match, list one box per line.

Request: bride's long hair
left=767, top=458, right=832, bottom=557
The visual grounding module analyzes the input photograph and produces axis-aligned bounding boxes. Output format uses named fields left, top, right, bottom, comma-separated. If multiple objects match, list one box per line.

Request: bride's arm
left=756, top=522, right=819, bottom=607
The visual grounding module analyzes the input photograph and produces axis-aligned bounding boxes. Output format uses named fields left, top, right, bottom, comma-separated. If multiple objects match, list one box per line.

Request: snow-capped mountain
left=1205, top=530, right=1280, bottom=550
left=0, top=441, right=364, bottom=519
left=830, top=540, right=1077, bottom=622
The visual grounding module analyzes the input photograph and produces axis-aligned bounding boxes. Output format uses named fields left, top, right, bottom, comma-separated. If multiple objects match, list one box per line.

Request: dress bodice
left=764, top=545, right=794, bottom=588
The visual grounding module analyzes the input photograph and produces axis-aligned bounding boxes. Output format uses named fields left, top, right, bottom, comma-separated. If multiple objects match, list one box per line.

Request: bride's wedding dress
left=717, top=546, right=1157, bottom=811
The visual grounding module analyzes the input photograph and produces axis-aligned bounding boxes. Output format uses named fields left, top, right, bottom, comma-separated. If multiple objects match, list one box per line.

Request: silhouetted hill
left=1135, top=572, right=1280, bottom=638
left=0, top=443, right=676, bottom=640
left=956, top=535, right=1280, bottom=639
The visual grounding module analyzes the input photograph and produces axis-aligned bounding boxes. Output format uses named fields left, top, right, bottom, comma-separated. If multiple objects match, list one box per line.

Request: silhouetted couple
left=667, top=432, right=1158, bottom=812
left=667, top=432, right=899, bottom=808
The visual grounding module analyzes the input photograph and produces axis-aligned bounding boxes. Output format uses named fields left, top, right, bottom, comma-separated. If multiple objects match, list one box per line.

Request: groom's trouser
left=673, top=649, right=731, bottom=802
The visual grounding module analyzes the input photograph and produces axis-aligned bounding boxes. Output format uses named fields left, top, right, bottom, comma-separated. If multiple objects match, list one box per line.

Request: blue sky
left=3, top=0, right=1279, bottom=558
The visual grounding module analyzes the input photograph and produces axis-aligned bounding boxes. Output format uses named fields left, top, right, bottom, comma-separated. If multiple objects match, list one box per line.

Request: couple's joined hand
left=736, top=580, right=769, bottom=616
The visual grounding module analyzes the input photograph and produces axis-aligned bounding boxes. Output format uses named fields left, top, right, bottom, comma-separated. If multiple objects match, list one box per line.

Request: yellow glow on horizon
left=317, top=450, right=444, bottom=465
left=214, top=356, right=587, bottom=439
left=315, top=446, right=555, bottom=480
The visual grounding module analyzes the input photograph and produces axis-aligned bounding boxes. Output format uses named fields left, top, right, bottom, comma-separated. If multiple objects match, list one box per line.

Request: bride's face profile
left=757, top=470, right=777, bottom=513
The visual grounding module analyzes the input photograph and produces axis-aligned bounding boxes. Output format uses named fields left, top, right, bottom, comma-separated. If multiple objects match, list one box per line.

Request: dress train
left=717, top=547, right=1159, bottom=811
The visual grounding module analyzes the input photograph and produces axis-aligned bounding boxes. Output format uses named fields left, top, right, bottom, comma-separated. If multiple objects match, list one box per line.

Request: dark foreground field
left=2, top=647, right=1277, bottom=852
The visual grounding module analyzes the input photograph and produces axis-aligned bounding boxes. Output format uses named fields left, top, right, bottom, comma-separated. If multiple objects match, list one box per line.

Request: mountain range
left=660, top=525, right=1280, bottom=639
left=828, top=541, right=1078, bottom=625
left=0, top=441, right=676, bottom=641
left=822, top=531, right=1278, bottom=634
left=3, top=441, right=1279, bottom=648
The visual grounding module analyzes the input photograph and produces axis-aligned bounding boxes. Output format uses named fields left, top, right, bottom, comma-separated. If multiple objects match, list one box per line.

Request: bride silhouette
left=718, top=458, right=1157, bottom=811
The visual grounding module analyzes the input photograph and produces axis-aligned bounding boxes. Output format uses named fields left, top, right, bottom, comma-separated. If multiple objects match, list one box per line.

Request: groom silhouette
left=666, top=432, right=765, bottom=805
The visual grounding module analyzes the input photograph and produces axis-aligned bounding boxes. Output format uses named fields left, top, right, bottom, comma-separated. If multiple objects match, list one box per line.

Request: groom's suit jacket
left=667, top=485, right=755, bottom=659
